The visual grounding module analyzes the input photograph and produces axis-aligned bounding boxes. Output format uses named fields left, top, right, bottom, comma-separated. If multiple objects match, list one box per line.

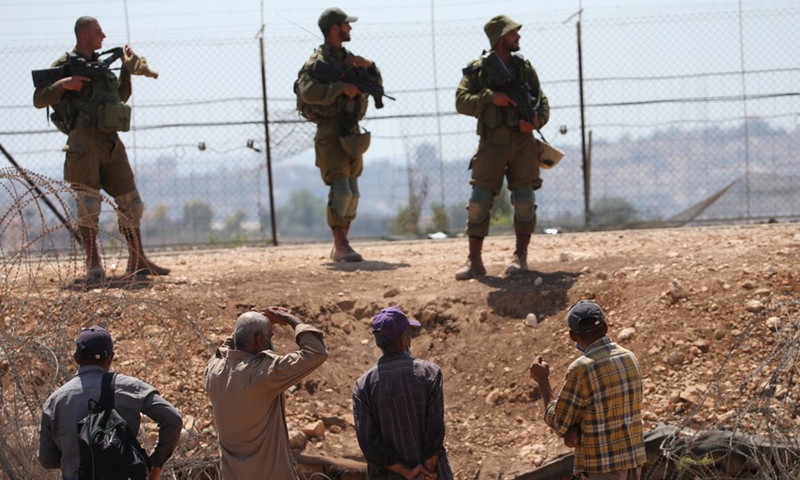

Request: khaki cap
left=318, top=7, right=358, bottom=29
left=484, top=14, right=522, bottom=48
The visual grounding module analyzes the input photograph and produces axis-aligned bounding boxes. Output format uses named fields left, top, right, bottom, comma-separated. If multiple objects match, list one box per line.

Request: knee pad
left=467, top=186, right=494, bottom=226
left=329, top=177, right=353, bottom=219
left=75, top=191, right=102, bottom=234
left=346, top=178, right=360, bottom=218
left=114, top=189, right=144, bottom=229
left=511, top=187, right=536, bottom=223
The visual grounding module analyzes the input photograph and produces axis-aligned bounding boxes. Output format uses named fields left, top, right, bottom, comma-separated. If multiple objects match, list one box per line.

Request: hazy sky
left=2, top=0, right=781, bottom=47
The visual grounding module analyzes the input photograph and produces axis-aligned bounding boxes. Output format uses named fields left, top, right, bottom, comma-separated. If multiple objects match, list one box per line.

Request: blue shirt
left=353, top=353, right=453, bottom=480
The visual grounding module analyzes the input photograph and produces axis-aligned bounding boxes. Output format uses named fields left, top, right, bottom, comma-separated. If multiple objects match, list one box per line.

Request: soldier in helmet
left=296, top=7, right=382, bottom=262
left=455, top=15, right=550, bottom=280
left=33, top=16, right=170, bottom=283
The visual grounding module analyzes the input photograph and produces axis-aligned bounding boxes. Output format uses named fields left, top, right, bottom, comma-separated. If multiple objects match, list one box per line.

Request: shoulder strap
left=100, top=372, right=116, bottom=410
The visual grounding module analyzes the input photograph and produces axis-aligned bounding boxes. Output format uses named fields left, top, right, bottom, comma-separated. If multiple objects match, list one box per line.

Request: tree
left=424, top=203, right=450, bottom=233
left=276, top=190, right=326, bottom=238
left=592, top=196, right=639, bottom=228
left=389, top=199, right=421, bottom=236
left=148, top=203, right=174, bottom=242
left=182, top=200, right=213, bottom=238
left=223, top=210, right=246, bottom=237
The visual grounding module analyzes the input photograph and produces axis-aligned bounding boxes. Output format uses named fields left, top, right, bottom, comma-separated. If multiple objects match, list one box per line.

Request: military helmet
left=484, top=15, right=522, bottom=48
left=538, top=141, right=564, bottom=169
left=339, top=131, right=371, bottom=156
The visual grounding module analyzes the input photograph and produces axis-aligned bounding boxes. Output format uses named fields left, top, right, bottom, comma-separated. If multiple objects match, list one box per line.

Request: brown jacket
left=204, top=324, right=328, bottom=479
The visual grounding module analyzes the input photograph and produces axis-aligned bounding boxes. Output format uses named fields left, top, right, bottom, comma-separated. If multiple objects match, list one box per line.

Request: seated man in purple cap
left=38, top=326, right=182, bottom=480
left=352, top=307, right=454, bottom=480
left=528, top=301, right=646, bottom=480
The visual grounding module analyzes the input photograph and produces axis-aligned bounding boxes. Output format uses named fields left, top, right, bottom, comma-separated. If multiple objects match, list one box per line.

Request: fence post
left=577, top=19, right=590, bottom=229
left=258, top=28, right=279, bottom=246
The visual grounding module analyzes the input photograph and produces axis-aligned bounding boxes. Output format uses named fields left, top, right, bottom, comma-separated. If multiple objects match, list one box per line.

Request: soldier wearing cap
left=296, top=7, right=383, bottom=262
left=353, top=307, right=454, bottom=480
left=528, top=301, right=646, bottom=480
left=455, top=14, right=551, bottom=280
left=37, top=326, right=182, bottom=480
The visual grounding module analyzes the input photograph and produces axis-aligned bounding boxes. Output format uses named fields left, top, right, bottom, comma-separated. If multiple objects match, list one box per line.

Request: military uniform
left=297, top=44, right=380, bottom=228
left=33, top=28, right=169, bottom=281
left=296, top=8, right=381, bottom=262
left=34, top=50, right=141, bottom=236
left=454, top=15, right=550, bottom=279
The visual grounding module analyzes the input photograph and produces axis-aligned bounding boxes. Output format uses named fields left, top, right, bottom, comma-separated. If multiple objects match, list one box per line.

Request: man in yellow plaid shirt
left=529, top=300, right=646, bottom=479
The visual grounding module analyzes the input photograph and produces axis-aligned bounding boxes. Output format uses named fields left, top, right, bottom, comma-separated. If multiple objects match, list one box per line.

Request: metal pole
left=0, top=143, right=82, bottom=242
left=577, top=20, right=590, bottom=228
left=258, top=29, right=278, bottom=246
left=737, top=0, right=751, bottom=218
left=430, top=0, right=445, bottom=210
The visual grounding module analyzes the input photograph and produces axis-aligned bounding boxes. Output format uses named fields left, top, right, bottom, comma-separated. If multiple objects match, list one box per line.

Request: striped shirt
left=543, top=336, right=646, bottom=474
left=353, top=353, right=454, bottom=480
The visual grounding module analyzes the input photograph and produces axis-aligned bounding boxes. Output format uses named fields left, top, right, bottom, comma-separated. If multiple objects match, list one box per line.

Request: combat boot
left=505, top=233, right=531, bottom=275
left=125, top=228, right=171, bottom=276
left=330, top=226, right=363, bottom=262
left=455, top=236, right=486, bottom=280
left=82, top=234, right=105, bottom=283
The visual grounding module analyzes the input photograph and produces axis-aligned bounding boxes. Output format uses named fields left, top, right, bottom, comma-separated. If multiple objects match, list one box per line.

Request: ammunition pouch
left=49, top=108, right=72, bottom=135
left=98, top=103, right=131, bottom=132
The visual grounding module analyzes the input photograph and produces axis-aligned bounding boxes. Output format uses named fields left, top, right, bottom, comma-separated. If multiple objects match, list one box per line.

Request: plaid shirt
left=353, top=353, right=453, bottom=480
left=544, top=336, right=646, bottom=474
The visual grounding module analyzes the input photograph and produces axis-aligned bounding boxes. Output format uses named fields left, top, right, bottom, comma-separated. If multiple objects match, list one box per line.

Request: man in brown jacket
left=204, top=307, right=328, bottom=479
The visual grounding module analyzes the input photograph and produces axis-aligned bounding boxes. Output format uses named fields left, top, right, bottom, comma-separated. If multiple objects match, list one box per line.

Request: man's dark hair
left=373, top=329, right=409, bottom=354
left=320, top=24, right=338, bottom=38
left=572, top=326, right=607, bottom=344
left=76, top=355, right=107, bottom=367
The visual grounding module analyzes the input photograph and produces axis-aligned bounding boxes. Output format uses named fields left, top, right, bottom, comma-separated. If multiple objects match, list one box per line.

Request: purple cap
left=75, top=326, right=114, bottom=359
left=371, top=307, right=421, bottom=340
left=567, top=300, right=606, bottom=332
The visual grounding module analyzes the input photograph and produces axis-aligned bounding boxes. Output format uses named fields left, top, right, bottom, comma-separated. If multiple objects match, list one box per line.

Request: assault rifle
left=482, top=51, right=540, bottom=125
left=309, top=60, right=394, bottom=109
left=32, top=47, right=124, bottom=88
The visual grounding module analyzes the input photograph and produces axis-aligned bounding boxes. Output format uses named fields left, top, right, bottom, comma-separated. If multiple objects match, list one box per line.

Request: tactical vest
left=295, top=47, right=368, bottom=125
left=465, top=52, right=539, bottom=137
left=51, top=52, right=130, bottom=134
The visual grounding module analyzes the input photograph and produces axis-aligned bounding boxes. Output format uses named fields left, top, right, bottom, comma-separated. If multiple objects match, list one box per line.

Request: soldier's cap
left=318, top=7, right=358, bottom=29
left=567, top=300, right=607, bottom=333
left=484, top=15, right=522, bottom=48
left=75, top=325, right=114, bottom=359
left=371, top=307, right=421, bottom=341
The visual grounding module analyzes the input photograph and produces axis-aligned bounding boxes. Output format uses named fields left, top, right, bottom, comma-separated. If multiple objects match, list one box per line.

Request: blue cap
left=371, top=307, right=421, bottom=340
left=567, top=301, right=606, bottom=333
left=75, top=326, right=114, bottom=359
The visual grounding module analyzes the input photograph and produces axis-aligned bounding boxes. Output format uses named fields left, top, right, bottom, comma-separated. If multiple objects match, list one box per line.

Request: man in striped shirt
left=353, top=307, right=454, bottom=480
left=529, top=300, right=646, bottom=479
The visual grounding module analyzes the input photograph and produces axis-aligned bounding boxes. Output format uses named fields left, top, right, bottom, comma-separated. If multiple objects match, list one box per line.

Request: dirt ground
left=9, top=223, right=800, bottom=479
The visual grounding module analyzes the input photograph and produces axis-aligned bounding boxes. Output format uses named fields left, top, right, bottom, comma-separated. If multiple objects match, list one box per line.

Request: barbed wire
left=650, top=297, right=800, bottom=479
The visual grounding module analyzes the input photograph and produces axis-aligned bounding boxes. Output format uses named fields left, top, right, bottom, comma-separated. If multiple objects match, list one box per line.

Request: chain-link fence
left=1, top=2, right=798, bottom=250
